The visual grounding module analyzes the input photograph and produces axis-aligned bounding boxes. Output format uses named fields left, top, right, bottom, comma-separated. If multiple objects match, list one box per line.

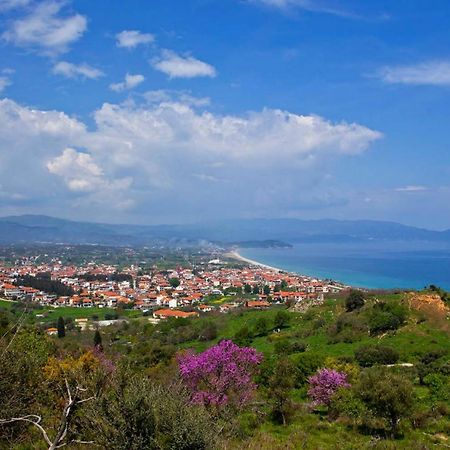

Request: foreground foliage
left=1, top=289, right=450, bottom=449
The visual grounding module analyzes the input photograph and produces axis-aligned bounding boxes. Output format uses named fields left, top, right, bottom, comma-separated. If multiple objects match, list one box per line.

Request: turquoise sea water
left=238, top=241, right=450, bottom=290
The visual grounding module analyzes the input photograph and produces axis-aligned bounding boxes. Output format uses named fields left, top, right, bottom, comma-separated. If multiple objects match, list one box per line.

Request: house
left=246, top=300, right=270, bottom=309
left=74, top=318, right=89, bottom=330
left=2, top=283, right=22, bottom=298
left=46, top=327, right=58, bottom=336
left=153, top=309, right=199, bottom=319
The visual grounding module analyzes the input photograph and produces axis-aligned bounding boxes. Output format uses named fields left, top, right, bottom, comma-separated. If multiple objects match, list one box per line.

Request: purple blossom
left=92, top=346, right=116, bottom=375
left=307, top=368, right=350, bottom=406
left=177, top=340, right=263, bottom=408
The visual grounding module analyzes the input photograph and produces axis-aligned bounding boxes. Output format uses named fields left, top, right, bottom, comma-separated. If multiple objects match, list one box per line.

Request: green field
left=0, top=299, right=142, bottom=322
left=0, top=298, right=15, bottom=310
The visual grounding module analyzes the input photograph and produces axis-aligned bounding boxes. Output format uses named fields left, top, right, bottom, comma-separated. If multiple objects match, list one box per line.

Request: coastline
left=226, top=250, right=284, bottom=273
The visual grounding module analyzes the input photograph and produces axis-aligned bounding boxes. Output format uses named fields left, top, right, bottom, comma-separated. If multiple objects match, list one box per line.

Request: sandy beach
left=226, top=250, right=284, bottom=272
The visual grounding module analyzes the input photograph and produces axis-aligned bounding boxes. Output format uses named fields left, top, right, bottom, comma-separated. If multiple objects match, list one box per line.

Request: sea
left=238, top=240, right=450, bottom=290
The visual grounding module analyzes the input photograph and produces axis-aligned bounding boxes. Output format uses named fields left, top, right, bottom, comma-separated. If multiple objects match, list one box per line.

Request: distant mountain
left=0, top=215, right=449, bottom=246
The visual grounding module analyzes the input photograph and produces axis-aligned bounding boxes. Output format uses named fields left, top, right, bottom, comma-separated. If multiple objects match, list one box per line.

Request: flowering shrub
left=307, top=368, right=350, bottom=406
left=178, top=339, right=263, bottom=407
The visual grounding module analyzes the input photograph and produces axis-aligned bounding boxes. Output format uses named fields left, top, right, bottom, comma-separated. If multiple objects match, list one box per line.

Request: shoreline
left=226, top=249, right=352, bottom=288
left=226, top=250, right=285, bottom=273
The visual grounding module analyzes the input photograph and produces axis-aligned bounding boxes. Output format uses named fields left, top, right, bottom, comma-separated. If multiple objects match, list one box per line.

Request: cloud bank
left=0, top=97, right=381, bottom=220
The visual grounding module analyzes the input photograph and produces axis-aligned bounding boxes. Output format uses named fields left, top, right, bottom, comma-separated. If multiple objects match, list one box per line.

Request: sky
left=0, top=0, right=450, bottom=228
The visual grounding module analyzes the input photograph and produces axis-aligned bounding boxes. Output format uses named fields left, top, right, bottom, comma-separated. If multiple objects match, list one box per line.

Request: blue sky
left=1, top=0, right=450, bottom=228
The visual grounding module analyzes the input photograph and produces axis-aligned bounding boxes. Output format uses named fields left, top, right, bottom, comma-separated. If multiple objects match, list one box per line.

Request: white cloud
left=0, top=97, right=381, bottom=219
left=378, top=61, right=450, bottom=86
left=116, top=30, right=154, bottom=48
left=0, top=0, right=30, bottom=11
left=395, top=185, right=428, bottom=192
left=47, top=147, right=104, bottom=192
left=110, top=73, right=145, bottom=92
left=152, top=50, right=217, bottom=79
left=2, top=1, right=87, bottom=55
left=144, top=89, right=210, bottom=107
left=52, top=61, right=104, bottom=79
left=247, top=0, right=355, bottom=17
left=0, top=76, right=11, bottom=92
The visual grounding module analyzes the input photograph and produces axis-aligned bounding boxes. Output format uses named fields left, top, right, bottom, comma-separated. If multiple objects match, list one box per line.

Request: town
left=0, top=251, right=346, bottom=328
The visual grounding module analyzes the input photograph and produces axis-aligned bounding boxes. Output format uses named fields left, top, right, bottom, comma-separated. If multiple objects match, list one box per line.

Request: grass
left=0, top=298, right=16, bottom=310
left=0, top=300, right=143, bottom=323
left=36, top=306, right=142, bottom=322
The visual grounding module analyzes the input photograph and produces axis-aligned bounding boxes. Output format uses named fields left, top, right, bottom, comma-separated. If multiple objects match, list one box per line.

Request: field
left=0, top=299, right=142, bottom=323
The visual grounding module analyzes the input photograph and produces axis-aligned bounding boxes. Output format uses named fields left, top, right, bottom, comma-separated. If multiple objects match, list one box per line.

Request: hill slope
left=0, top=214, right=448, bottom=246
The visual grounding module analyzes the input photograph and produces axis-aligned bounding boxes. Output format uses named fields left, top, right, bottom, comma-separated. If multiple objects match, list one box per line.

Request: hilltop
left=1, top=214, right=450, bottom=246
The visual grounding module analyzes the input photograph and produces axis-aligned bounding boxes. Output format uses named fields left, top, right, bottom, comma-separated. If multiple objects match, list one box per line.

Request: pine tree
left=94, top=329, right=103, bottom=350
left=57, top=316, right=65, bottom=338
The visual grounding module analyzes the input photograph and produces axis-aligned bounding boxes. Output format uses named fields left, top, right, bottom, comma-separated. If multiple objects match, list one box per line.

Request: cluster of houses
left=0, top=258, right=346, bottom=320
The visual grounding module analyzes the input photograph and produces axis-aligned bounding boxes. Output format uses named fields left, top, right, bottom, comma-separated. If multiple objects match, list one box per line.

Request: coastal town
left=0, top=251, right=346, bottom=329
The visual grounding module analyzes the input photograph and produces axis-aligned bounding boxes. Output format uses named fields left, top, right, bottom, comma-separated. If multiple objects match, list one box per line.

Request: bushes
left=253, top=317, right=271, bottom=337
left=274, top=339, right=306, bottom=355
left=367, top=301, right=408, bottom=335
left=328, top=313, right=368, bottom=343
left=291, top=352, right=325, bottom=386
left=345, top=290, right=365, bottom=312
left=83, top=376, right=218, bottom=449
left=355, top=368, right=415, bottom=435
left=329, top=368, right=416, bottom=436
left=354, top=344, right=399, bottom=367
left=329, top=387, right=366, bottom=423
left=234, top=325, right=253, bottom=346
left=273, top=310, right=290, bottom=329
left=423, top=373, right=450, bottom=404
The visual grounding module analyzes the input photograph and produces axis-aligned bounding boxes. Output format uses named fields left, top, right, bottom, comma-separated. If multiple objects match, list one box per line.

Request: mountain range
left=0, top=215, right=450, bottom=247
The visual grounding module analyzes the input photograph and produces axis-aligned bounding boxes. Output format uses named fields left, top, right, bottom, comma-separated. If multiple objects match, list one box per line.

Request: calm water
left=239, top=241, right=450, bottom=290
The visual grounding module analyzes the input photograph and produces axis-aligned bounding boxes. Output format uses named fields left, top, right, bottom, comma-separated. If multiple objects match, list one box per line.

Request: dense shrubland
left=0, top=289, right=450, bottom=449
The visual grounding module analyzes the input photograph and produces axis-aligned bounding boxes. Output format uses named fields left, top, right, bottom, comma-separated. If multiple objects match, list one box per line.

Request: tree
left=197, top=321, right=217, bottom=342
left=267, top=358, right=296, bottom=425
left=253, top=317, right=270, bottom=337
left=252, top=285, right=260, bottom=295
left=169, top=277, right=180, bottom=288
left=307, top=368, right=350, bottom=407
left=354, top=344, right=399, bottom=367
left=292, top=352, right=325, bottom=386
left=355, top=368, right=415, bottom=436
left=178, top=340, right=263, bottom=408
left=57, top=317, right=65, bottom=338
left=274, top=310, right=290, bottom=329
left=263, top=285, right=271, bottom=295
left=367, top=301, right=408, bottom=335
left=345, top=290, right=365, bottom=312
left=244, top=284, right=252, bottom=294
left=0, top=380, right=95, bottom=450
left=93, top=330, right=102, bottom=350
left=233, top=325, right=252, bottom=346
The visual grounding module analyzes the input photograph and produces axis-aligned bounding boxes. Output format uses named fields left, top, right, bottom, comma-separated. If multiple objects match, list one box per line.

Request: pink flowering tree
left=307, top=368, right=350, bottom=406
left=178, top=340, right=263, bottom=408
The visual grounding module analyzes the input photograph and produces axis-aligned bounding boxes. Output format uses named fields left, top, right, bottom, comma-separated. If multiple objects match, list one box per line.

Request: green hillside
left=1, top=290, right=449, bottom=449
